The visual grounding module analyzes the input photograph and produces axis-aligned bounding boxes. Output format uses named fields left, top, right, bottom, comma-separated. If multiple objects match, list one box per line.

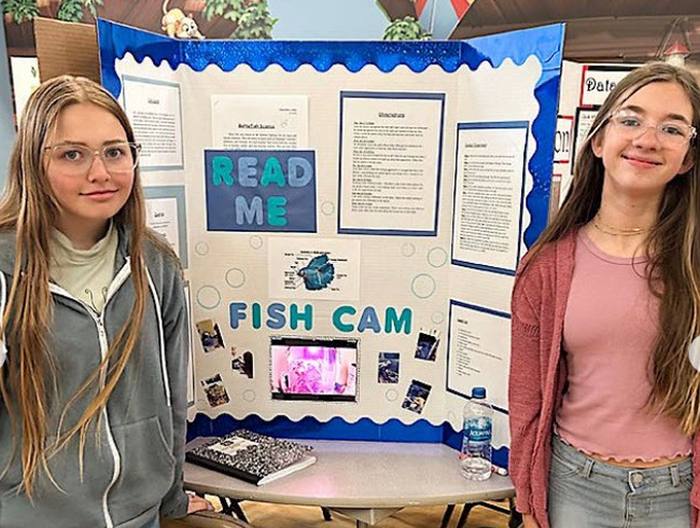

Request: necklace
left=592, top=214, right=651, bottom=237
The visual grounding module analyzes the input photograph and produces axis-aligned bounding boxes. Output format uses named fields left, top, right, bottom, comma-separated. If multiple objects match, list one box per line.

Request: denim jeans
left=548, top=435, right=692, bottom=528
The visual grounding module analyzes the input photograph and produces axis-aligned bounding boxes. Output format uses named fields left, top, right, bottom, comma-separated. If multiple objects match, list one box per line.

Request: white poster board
left=99, top=21, right=563, bottom=450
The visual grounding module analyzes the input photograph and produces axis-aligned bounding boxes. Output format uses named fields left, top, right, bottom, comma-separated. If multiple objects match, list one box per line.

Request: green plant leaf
left=57, top=0, right=85, bottom=22
left=231, top=1, right=274, bottom=39
left=2, top=0, right=40, bottom=23
left=383, top=16, right=430, bottom=41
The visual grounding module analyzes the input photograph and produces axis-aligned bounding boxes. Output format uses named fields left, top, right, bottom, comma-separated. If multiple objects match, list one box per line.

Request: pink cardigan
left=508, top=229, right=700, bottom=528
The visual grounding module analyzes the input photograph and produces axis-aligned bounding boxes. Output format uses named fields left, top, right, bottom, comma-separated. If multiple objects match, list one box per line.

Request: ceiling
left=450, top=1, right=700, bottom=64
left=7, top=1, right=700, bottom=65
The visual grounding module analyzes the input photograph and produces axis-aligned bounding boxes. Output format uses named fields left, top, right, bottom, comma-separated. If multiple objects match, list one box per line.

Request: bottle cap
left=471, top=386, right=486, bottom=399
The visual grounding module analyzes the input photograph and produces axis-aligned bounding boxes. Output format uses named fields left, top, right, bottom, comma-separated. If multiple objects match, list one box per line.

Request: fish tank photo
left=270, top=336, right=358, bottom=402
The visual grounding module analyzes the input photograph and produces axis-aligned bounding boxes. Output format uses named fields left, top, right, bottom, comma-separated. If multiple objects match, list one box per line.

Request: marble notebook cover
left=186, top=429, right=316, bottom=485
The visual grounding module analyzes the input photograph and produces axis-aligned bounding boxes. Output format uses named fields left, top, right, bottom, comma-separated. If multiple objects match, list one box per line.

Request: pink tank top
left=555, top=230, right=692, bottom=462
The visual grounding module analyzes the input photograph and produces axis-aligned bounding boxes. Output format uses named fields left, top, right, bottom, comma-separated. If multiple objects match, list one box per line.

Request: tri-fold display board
left=98, top=20, right=564, bottom=453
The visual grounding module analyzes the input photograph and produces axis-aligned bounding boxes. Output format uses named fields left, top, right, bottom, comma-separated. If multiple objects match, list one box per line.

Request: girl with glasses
left=510, top=62, right=700, bottom=528
left=0, top=75, right=211, bottom=526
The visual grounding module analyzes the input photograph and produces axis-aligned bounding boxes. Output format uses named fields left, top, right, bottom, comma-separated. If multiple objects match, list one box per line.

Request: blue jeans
left=548, top=435, right=692, bottom=528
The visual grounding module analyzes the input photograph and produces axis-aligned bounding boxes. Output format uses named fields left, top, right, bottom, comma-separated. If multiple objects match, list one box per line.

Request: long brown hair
left=521, top=62, right=700, bottom=434
left=0, top=75, right=171, bottom=497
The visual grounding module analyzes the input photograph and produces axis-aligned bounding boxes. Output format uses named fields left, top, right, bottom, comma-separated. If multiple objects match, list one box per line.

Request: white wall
left=269, top=0, right=389, bottom=39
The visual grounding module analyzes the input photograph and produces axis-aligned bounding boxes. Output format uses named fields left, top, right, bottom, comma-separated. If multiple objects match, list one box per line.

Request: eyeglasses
left=607, top=109, right=697, bottom=147
left=43, top=142, right=142, bottom=176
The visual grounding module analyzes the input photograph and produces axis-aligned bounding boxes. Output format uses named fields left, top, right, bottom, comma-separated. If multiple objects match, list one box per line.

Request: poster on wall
left=338, top=91, right=445, bottom=236
left=121, top=75, right=184, bottom=171
left=446, top=300, right=510, bottom=411
left=572, top=106, right=600, bottom=162
left=451, top=121, right=529, bottom=275
left=554, top=115, right=574, bottom=165
left=211, top=95, right=309, bottom=149
left=9, top=56, right=40, bottom=118
left=146, top=197, right=180, bottom=255
left=143, top=185, right=189, bottom=267
left=579, top=64, right=637, bottom=107
left=267, top=237, right=361, bottom=301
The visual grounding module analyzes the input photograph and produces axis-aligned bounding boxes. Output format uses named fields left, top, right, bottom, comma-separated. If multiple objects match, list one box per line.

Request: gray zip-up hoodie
left=0, top=226, right=189, bottom=527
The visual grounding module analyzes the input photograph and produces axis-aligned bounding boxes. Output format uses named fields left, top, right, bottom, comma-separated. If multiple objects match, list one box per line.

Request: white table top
left=185, top=438, right=514, bottom=509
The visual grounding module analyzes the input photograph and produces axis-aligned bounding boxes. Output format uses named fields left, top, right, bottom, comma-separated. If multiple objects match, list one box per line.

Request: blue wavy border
left=99, top=20, right=565, bottom=460
left=187, top=413, right=509, bottom=468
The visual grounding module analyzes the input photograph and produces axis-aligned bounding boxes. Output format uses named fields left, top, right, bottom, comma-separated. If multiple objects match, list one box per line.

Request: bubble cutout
left=225, top=268, right=246, bottom=289
left=411, top=273, right=437, bottom=299
left=196, top=285, right=221, bottom=310
left=249, top=236, right=263, bottom=250
left=194, top=242, right=209, bottom=256
left=401, top=243, right=416, bottom=257
left=431, top=311, right=445, bottom=325
left=321, top=201, right=336, bottom=216
left=427, top=247, right=448, bottom=268
left=689, top=337, right=700, bottom=371
left=243, top=390, right=256, bottom=402
left=385, top=389, right=399, bottom=402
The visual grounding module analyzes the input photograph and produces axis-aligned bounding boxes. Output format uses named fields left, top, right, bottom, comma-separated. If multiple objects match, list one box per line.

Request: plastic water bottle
left=460, top=386, right=493, bottom=481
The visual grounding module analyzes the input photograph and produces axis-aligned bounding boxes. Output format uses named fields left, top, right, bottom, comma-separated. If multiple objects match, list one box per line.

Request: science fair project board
left=97, top=20, right=564, bottom=455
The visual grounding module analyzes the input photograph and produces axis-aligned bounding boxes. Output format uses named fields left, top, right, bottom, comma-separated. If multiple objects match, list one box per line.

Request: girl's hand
left=522, top=513, right=540, bottom=528
left=186, top=493, right=214, bottom=514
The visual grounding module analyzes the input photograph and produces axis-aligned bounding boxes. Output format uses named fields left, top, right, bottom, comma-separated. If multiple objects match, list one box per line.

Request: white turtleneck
left=49, top=223, right=118, bottom=313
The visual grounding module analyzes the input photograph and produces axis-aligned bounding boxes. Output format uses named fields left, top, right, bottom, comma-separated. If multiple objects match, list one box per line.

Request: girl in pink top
left=510, top=62, right=700, bottom=528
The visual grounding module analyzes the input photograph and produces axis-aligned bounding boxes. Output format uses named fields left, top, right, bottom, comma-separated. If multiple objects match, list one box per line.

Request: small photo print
left=377, top=352, right=399, bottom=384
left=414, top=330, right=439, bottom=362
left=402, top=379, right=432, bottom=414
left=200, top=373, right=230, bottom=407
left=196, top=319, right=225, bottom=353
left=231, top=348, right=254, bottom=379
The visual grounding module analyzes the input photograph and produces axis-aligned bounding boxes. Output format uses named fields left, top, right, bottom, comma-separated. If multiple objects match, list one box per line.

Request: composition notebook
left=185, top=429, right=316, bottom=486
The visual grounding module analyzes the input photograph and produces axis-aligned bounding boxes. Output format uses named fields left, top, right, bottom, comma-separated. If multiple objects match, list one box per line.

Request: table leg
left=508, top=497, right=523, bottom=528
left=230, top=500, right=249, bottom=523
left=440, top=504, right=455, bottom=528
left=456, top=503, right=476, bottom=528
left=218, top=497, right=249, bottom=523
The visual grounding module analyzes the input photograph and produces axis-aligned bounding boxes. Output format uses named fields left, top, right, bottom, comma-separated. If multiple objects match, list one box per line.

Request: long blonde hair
left=0, top=75, right=170, bottom=497
left=521, top=62, right=700, bottom=434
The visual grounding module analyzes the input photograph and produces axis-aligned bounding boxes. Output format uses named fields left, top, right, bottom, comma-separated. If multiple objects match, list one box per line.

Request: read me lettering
left=210, top=154, right=314, bottom=227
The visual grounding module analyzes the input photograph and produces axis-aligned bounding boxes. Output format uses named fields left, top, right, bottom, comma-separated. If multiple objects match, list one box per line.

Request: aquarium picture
left=270, top=336, right=358, bottom=402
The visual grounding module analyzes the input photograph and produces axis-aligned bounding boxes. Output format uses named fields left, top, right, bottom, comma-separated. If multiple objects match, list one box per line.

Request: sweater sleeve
left=158, top=261, right=190, bottom=519
left=509, top=263, right=544, bottom=515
